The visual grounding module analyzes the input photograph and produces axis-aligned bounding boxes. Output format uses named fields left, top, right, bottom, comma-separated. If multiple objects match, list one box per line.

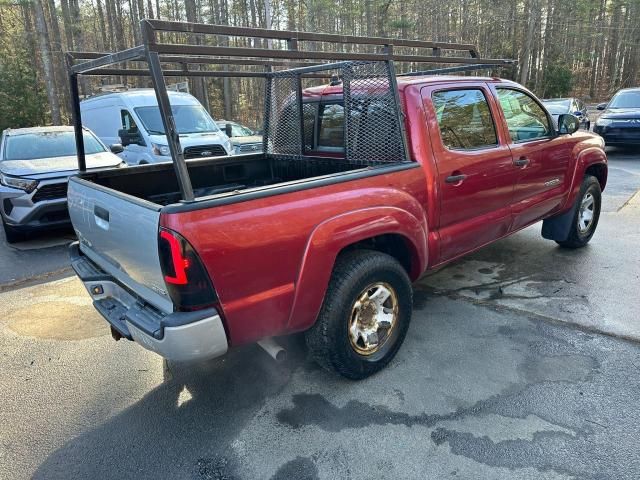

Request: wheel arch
left=286, top=207, right=428, bottom=332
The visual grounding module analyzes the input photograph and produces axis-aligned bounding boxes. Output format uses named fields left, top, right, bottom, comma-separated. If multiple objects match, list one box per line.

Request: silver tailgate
left=67, top=177, right=173, bottom=313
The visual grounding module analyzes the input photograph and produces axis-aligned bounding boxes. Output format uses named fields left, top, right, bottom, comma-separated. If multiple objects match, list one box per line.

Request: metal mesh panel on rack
left=263, top=60, right=409, bottom=167
left=342, top=62, right=407, bottom=164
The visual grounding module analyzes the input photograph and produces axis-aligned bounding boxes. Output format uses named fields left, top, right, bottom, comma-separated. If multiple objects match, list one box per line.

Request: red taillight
left=160, top=230, right=188, bottom=285
left=158, top=228, right=218, bottom=311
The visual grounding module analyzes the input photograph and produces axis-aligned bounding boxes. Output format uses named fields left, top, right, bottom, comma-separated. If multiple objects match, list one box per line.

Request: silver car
left=0, top=126, right=124, bottom=243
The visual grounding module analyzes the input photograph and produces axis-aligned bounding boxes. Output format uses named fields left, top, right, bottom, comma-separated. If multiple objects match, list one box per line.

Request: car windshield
left=135, top=105, right=220, bottom=135
left=608, top=91, right=640, bottom=109
left=543, top=100, right=571, bottom=114
left=221, top=123, right=254, bottom=137
left=3, top=131, right=105, bottom=161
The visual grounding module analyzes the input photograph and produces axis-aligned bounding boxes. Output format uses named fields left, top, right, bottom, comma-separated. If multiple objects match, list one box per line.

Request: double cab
left=69, top=74, right=607, bottom=379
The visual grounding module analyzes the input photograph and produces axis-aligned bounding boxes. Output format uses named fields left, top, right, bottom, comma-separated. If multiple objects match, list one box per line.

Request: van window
left=134, top=105, right=219, bottom=135
left=121, top=110, right=139, bottom=133
left=431, top=89, right=498, bottom=150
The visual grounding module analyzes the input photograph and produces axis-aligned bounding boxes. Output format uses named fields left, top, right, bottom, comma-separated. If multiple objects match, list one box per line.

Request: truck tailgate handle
left=514, top=157, right=530, bottom=167
left=94, top=205, right=110, bottom=229
left=445, top=173, right=467, bottom=184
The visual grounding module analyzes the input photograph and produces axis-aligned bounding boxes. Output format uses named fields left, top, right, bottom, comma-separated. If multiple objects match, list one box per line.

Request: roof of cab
left=303, top=75, right=517, bottom=97
left=81, top=89, right=200, bottom=107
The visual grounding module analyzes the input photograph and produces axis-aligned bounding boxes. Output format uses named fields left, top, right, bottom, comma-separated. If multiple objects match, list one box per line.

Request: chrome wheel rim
left=578, top=192, right=595, bottom=233
left=348, top=282, right=398, bottom=355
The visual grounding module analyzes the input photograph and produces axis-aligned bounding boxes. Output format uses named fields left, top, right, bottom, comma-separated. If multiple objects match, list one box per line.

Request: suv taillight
left=158, top=228, right=217, bottom=311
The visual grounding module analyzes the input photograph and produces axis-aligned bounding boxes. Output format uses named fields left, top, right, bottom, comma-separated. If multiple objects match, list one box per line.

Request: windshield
left=135, top=105, right=220, bottom=135
left=221, top=123, right=254, bottom=137
left=608, top=91, right=640, bottom=109
left=543, top=100, right=571, bottom=115
left=3, top=131, right=105, bottom=161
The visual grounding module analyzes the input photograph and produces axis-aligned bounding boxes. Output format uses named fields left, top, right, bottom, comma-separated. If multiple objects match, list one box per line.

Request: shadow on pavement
left=32, top=339, right=310, bottom=480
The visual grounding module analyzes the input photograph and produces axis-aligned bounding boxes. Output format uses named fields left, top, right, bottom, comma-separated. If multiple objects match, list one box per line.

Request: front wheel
left=556, top=175, right=601, bottom=249
left=305, top=250, right=413, bottom=380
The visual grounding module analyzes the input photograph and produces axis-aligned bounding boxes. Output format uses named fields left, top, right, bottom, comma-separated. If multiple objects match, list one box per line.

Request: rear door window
left=431, top=89, right=498, bottom=150
left=317, top=103, right=344, bottom=151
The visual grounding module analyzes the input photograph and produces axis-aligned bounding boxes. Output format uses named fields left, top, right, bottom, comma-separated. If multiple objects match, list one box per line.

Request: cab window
left=317, top=103, right=344, bottom=150
left=431, top=89, right=498, bottom=150
left=496, top=89, right=552, bottom=142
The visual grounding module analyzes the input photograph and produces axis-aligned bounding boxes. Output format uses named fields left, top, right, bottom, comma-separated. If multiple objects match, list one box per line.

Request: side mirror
left=573, top=111, right=583, bottom=116
left=118, top=129, right=144, bottom=147
left=596, top=103, right=607, bottom=111
left=225, top=123, right=233, bottom=137
left=109, top=143, right=124, bottom=154
left=558, top=114, right=580, bottom=135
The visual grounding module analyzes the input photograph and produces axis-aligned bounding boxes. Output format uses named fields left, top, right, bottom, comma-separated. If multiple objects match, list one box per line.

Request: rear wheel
left=556, top=175, right=601, bottom=249
left=305, top=250, right=413, bottom=380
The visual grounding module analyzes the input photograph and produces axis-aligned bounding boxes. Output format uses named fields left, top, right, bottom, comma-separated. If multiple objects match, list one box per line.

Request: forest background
left=1, top=0, right=639, bottom=130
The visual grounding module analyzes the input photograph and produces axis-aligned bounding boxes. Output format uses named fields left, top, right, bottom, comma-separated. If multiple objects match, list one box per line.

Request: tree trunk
left=519, top=0, right=537, bottom=86
left=34, top=0, right=62, bottom=124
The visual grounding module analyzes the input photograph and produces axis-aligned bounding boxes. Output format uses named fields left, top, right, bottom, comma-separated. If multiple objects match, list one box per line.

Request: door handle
left=94, top=205, right=110, bottom=230
left=514, top=157, right=530, bottom=167
left=445, top=174, right=467, bottom=184
left=94, top=205, right=110, bottom=222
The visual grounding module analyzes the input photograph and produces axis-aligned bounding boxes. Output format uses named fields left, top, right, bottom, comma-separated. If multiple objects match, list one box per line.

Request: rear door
left=491, top=86, right=573, bottom=230
left=421, top=84, right=519, bottom=263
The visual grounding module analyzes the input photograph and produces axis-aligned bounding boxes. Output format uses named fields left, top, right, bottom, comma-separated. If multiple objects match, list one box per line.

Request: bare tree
left=33, top=0, right=62, bottom=124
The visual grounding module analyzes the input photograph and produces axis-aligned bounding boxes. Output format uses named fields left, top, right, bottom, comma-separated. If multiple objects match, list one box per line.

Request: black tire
left=556, top=175, right=601, bottom=249
left=305, top=249, right=413, bottom=380
left=2, top=220, right=26, bottom=244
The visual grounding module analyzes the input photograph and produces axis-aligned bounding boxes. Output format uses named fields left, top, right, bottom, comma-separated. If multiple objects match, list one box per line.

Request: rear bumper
left=70, top=242, right=228, bottom=362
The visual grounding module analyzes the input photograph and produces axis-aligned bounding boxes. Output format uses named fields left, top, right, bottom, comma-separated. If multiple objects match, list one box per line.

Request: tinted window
left=432, top=89, right=498, bottom=150
left=318, top=104, right=344, bottom=149
left=4, top=131, right=105, bottom=160
left=121, top=110, right=139, bottom=133
left=497, top=89, right=552, bottom=142
left=134, top=105, right=220, bottom=135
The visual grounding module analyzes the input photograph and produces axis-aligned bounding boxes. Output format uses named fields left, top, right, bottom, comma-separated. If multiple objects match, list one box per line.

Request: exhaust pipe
left=257, top=337, right=287, bottom=362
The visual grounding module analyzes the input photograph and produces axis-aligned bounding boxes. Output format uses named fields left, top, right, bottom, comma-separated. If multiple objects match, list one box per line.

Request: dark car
left=542, top=98, right=590, bottom=130
left=593, top=88, right=640, bottom=146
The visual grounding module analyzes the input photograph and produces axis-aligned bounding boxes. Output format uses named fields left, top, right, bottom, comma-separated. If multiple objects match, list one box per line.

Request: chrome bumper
left=70, top=242, right=228, bottom=362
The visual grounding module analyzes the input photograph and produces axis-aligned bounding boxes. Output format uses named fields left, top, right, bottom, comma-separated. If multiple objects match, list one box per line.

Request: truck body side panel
left=159, top=165, right=428, bottom=346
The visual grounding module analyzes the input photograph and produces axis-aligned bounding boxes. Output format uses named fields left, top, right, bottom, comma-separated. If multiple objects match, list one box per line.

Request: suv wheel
left=556, top=175, right=601, bottom=249
left=305, top=250, right=413, bottom=380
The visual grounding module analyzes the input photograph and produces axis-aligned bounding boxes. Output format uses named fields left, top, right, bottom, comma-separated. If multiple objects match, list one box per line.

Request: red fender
left=563, top=144, right=608, bottom=211
left=286, top=206, right=428, bottom=332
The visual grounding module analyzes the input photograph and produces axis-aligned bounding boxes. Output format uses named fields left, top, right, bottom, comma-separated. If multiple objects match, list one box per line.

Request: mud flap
left=541, top=201, right=578, bottom=241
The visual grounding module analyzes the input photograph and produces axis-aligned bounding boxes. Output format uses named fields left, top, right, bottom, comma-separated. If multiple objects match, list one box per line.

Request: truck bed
left=76, top=154, right=366, bottom=206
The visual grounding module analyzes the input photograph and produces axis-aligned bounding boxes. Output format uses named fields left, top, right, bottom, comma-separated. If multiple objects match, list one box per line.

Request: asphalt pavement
left=0, top=147, right=639, bottom=479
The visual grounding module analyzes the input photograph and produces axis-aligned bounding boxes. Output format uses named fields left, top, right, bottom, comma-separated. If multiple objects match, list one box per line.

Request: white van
left=81, top=90, right=232, bottom=165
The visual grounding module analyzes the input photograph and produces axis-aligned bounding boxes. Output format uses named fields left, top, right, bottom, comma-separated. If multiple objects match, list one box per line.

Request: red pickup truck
left=67, top=30, right=607, bottom=379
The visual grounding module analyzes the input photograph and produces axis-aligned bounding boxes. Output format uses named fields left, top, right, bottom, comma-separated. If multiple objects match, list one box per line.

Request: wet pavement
left=1, top=147, right=639, bottom=479
left=1, top=277, right=639, bottom=479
